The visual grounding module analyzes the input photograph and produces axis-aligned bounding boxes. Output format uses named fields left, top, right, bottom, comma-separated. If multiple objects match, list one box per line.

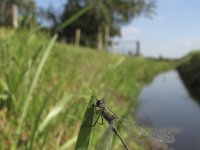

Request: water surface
left=135, top=70, right=200, bottom=150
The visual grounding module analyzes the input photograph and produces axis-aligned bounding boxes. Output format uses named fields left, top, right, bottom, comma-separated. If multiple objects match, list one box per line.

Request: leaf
left=75, top=92, right=96, bottom=150
left=59, top=136, right=78, bottom=150
left=38, top=94, right=73, bottom=133
left=17, top=35, right=58, bottom=135
left=55, top=6, right=91, bottom=32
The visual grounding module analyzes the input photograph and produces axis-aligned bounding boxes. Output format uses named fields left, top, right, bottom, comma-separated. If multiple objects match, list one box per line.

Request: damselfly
left=88, top=98, right=175, bottom=150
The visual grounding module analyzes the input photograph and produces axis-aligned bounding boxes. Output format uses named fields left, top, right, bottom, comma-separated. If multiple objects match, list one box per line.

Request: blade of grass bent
left=55, top=6, right=91, bottom=32
left=29, top=85, right=61, bottom=150
left=12, top=35, right=57, bottom=150
left=38, top=94, right=73, bottom=133
left=59, top=135, right=78, bottom=150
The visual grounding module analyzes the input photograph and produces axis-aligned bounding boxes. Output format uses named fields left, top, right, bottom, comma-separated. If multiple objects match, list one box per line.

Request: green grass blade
left=75, top=93, right=96, bottom=150
left=59, top=136, right=78, bottom=150
left=55, top=6, right=91, bottom=32
left=29, top=87, right=59, bottom=149
left=12, top=35, right=57, bottom=150
left=38, top=94, right=73, bottom=133
left=27, top=35, right=57, bottom=103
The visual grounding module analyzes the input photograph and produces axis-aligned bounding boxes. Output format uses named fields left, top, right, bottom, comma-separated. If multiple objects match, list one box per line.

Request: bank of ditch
left=177, top=51, right=200, bottom=102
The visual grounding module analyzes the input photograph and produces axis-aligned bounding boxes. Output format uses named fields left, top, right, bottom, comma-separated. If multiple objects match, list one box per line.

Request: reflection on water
left=134, top=70, right=200, bottom=150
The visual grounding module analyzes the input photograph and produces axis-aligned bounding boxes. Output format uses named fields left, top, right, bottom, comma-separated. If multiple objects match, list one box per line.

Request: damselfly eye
left=96, top=100, right=102, bottom=106
left=96, top=99, right=105, bottom=107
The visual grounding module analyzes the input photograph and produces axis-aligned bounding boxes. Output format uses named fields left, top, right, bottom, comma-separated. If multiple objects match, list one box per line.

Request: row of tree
left=0, top=0, right=156, bottom=49
left=55, top=0, right=155, bottom=49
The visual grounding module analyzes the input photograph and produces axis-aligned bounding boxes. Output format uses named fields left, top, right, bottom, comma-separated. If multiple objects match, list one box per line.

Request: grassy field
left=0, top=28, right=177, bottom=150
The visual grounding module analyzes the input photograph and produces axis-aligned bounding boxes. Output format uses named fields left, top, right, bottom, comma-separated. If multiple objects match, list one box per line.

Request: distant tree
left=55, top=0, right=156, bottom=49
left=0, top=0, right=36, bottom=27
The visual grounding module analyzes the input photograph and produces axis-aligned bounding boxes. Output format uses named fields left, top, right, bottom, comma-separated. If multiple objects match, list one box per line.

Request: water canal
left=135, top=70, right=200, bottom=150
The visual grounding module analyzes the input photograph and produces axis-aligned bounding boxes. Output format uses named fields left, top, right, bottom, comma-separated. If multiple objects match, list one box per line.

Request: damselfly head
left=96, top=98, right=105, bottom=108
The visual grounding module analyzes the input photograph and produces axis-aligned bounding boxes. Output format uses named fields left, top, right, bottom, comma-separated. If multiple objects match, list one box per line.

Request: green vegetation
left=0, top=28, right=177, bottom=150
left=75, top=93, right=96, bottom=150
left=177, top=51, right=200, bottom=102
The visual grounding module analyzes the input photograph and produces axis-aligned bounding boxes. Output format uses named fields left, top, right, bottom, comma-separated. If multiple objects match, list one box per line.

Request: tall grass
left=0, top=28, right=177, bottom=149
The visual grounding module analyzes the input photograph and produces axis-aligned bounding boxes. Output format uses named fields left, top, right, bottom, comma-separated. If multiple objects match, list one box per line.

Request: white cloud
left=122, top=26, right=141, bottom=35
left=119, top=26, right=141, bottom=41
left=183, top=37, right=200, bottom=50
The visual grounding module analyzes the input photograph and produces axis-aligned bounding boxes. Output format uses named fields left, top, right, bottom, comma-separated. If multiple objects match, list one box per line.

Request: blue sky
left=36, top=0, right=200, bottom=58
